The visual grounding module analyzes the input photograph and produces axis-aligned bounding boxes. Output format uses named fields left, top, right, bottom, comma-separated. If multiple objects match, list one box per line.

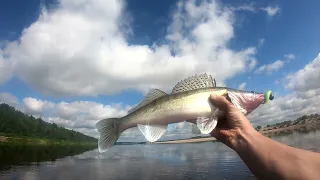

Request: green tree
left=0, top=103, right=97, bottom=143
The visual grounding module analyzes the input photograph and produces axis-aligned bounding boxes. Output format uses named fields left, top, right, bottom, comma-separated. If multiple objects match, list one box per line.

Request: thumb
left=210, top=94, right=232, bottom=111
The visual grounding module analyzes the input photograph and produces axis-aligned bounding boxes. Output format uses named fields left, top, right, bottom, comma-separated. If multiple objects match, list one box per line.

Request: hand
left=209, top=94, right=257, bottom=150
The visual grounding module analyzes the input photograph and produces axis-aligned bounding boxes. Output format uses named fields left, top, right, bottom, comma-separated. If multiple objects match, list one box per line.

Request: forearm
left=233, top=129, right=320, bottom=180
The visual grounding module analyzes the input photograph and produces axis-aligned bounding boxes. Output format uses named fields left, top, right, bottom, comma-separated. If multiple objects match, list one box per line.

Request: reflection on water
left=1, top=128, right=320, bottom=180
left=0, top=144, right=96, bottom=172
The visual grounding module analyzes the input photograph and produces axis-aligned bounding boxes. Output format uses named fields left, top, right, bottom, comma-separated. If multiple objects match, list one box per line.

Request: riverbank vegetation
left=255, top=114, right=320, bottom=132
left=0, top=103, right=97, bottom=145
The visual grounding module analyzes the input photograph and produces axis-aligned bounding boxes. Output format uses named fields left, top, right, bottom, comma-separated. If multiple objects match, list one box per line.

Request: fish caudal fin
left=95, top=118, right=123, bottom=153
left=137, top=124, right=168, bottom=142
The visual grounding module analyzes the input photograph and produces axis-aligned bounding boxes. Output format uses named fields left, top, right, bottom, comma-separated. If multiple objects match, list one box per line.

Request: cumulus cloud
left=54, top=101, right=129, bottom=121
left=37, top=99, right=128, bottom=128
left=248, top=54, right=320, bottom=126
left=255, top=60, right=284, bottom=74
left=1, top=94, right=130, bottom=137
left=2, top=53, right=320, bottom=138
left=0, top=50, right=12, bottom=85
left=261, top=6, right=280, bottom=16
left=238, top=82, right=247, bottom=90
left=0, top=91, right=195, bottom=139
left=22, top=97, right=55, bottom=115
left=248, top=89, right=320, bottom=126
left=284, top=53, right=295, bottom=61
left=286, top=53, right=320, bottom=92
left=0, top=92, right=19, bottom=106
left=255, top=54, right=295, bottom=74
left=2, top=0, right=257, bottom=97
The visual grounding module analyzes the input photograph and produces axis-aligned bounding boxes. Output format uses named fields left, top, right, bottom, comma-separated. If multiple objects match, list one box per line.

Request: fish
left=95, top=73, right=274, bottom=152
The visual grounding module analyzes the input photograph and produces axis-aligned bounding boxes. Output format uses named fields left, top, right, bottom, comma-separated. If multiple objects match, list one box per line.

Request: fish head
left=227, top=90, right=273, bottom=115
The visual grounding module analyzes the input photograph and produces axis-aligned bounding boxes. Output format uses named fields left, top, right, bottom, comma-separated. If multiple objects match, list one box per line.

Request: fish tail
left=95, top=117, right=124, bottom=153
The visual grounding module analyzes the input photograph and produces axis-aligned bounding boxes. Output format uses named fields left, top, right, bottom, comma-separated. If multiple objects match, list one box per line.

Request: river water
left=1, top=128, right=320, bottom=180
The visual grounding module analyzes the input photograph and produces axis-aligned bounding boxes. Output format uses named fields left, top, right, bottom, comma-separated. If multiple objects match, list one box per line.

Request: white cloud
left=286, top=53, right=320, bottom=92
left=261, top=6, right=280, bottom=16
left=2, top=53, right=319, bottom=138
left=258, top=38, right=265, bottom=47
left=22, top=97, right=55, bottom=115
left=0, top=50, right=12, bottom=85
left=255, top=60, right=284, bottom=74
left=255, top=53, right=295, bottom=74
left=0, top=95, right=129, bottom=137
left=0, top=92, right=195, bottom=139
left=231, top=3, right=256, bottom=12
left=0, top=92, right=18, bottom=106
left=232, top=4, right=281, bottom=18
left=248, top=89, right=320, bottom=126
left=248, top=54, right=320, bottom=126
left=238, top=82, right=247, bottom=90
left=2, top=0, right=257, bottom=97
left=284, top=53, right=295, bottom=60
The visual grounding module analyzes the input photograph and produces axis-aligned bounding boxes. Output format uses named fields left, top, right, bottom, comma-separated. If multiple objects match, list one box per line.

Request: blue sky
left=0, top=0, right=320, bottom=141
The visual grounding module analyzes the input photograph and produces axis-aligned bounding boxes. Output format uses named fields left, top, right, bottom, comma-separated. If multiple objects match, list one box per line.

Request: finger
left=210, top=128, right=220, bottom=139
left=210, top=128, right=227, bottom=143
left=216, top=116, right=227, bottom=128
left=210, top=94, right=232, bottom=110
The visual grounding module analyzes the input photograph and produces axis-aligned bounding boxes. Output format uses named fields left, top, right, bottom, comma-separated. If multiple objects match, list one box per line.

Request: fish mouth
left=227, top=90, right=265, bottom=115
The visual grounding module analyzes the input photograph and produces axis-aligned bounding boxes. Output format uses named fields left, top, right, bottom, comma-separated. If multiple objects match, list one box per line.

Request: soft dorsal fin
left=171, top=73, right=216, bottom=94
left=128, top=89, right=168, bottom=114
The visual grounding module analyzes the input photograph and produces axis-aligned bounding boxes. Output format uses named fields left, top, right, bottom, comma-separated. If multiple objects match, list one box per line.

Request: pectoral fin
left=137, top=124, right=168, bottom=142
left=196, top=117, right=218, bottom=134
left=196, top=108, right=219, bottom=134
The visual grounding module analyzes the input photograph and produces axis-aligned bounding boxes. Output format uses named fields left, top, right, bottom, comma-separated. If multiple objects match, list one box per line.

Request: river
left=1, top=128, right=320, bottom=180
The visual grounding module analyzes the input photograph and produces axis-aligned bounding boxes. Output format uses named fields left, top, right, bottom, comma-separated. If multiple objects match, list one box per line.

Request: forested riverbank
left=0, top=103, right=97, bottom=146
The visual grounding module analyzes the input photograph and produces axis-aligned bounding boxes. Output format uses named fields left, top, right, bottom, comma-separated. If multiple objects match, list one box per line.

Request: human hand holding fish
left=209, top=93, right=257, bottom=151
left=94, top=73, right=320, bottom=180
left=95, top=73, right=274, bottom=152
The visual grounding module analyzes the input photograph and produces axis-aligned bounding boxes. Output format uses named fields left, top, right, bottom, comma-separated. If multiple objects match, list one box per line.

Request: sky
left=0, top=0, right=320, bottom=142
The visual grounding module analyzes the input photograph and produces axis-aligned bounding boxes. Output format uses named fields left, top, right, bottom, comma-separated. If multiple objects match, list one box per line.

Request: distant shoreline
left=258, top=121, right=320, bottom=134
left=155, top=136, right=217, bottom=144
left=154, top=121, right=320, bottom=144
left=0, top=135, right=97, bottom=146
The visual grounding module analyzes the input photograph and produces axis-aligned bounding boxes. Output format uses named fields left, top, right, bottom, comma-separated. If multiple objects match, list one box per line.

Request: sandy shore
left=155, top=137, right=217, bottom=144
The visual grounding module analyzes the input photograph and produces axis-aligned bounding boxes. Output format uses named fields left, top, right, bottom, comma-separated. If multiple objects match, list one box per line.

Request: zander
left=95, top=73, right=274, bottom=152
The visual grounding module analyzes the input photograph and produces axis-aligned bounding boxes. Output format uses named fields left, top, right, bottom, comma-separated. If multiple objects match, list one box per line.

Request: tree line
left=0, top=103, right=97, bottom=143
left=255, top=113, right=320, bottom=130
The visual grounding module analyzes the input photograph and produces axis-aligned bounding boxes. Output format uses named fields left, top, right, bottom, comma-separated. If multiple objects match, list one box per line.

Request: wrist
left=230, top=127, right=260, bottom=153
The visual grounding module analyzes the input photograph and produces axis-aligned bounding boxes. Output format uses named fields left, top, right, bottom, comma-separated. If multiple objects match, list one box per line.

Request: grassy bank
left=0, top=133, right=97, bottom=147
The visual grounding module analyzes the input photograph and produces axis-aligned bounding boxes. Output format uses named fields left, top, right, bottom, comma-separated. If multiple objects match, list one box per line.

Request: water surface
left=1, top=129, right=320, bottom=180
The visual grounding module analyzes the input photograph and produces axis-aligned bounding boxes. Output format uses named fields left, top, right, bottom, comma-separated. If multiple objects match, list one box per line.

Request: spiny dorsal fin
left=128, top=89, right=168, bottom=114
left=171, top=73, right=216, bottom=94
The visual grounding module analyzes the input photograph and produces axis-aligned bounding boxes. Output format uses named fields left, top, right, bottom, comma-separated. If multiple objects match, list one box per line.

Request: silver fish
left=95, top=73, right=274, bottom=152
